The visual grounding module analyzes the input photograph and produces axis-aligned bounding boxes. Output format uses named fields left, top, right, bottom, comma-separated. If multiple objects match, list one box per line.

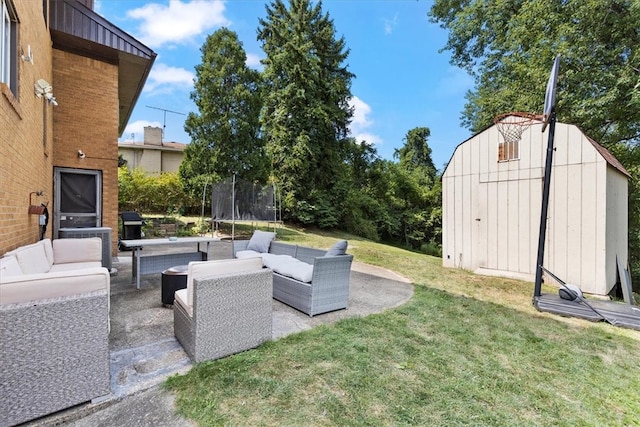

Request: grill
left=120, top=211, right=144, bottom=242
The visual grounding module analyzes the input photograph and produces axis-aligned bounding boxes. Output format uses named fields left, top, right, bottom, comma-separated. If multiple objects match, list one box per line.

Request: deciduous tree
left=181, top=28, right=268, bottom=199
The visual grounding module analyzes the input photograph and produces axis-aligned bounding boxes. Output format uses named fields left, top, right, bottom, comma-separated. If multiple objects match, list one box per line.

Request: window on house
left=0, top=0, right=17, bottom=96
left=498, top=140, right=519, bottom=162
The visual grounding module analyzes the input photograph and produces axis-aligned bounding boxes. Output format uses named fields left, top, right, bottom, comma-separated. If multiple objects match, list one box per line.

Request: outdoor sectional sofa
left=233, top=232, right=354, bottom=316
left=0, top=238, right=111, bottom=427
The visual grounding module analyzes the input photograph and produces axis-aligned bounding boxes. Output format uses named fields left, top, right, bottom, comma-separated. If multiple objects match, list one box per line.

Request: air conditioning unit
left=58, top=227, right=112, bottom=271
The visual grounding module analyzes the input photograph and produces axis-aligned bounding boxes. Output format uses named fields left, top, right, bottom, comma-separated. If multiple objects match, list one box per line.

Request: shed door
left=54, top=167, right=102, bottom=236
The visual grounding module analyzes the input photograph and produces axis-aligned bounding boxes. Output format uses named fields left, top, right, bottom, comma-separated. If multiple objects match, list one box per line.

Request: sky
left=96, top=0, right=475, bottom=171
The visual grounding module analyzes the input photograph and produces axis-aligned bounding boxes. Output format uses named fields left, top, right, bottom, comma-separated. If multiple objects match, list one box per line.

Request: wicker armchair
left=173, top=259, right=273, bottom=363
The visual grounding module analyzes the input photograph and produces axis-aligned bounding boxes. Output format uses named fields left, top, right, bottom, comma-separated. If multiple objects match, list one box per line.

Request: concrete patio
left=26, top=239, right=414, bottom=426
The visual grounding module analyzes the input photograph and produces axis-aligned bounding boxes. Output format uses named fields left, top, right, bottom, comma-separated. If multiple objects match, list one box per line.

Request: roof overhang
left=47, top=0, right=156, bottom=136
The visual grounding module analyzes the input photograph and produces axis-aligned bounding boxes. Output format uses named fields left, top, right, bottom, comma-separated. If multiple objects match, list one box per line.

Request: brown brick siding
left=0, top=1, right=54, bottom=254
left=52, top=50, right=120, bottom=255
left=1, top=2, right=122, bottom=257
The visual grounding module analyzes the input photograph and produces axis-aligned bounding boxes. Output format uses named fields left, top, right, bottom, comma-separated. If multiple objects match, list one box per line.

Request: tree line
left=179, top=0, right=442, bottom=254
left=175, top=0, right=638, bottom=274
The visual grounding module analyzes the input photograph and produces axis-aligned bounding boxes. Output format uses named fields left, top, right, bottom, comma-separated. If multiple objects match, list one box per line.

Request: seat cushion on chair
left=174, top=289, right=191, bottom=317
left=246, top=230, right=276, bottom=253
left=262, top=254, right=313, bottom=283
left=235, top=250, right=262, bottom=259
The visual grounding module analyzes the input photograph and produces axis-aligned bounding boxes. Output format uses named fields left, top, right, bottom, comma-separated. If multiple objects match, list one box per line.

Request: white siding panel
left=475, top=181, right=488, bottom=268
left=487, top=181, right=499, bottom=270
left=554, top=124, right=569, bottom=167
left=580, top=162, right=598, bottom=291
left=462, top=167, right=473, bottom=269
left=594, top=158, right=608, bottom=294
left=566, top=164, right=582, bottom=285
left=442, top=175, right=454, bottom=268
left=567, top=126, right=583, bottom=166
left=454, top=171, right=465, bottom=268
left=496, top=180, right=509, bottom=271
left=507, top=179, right=520, bottom=272
left=518, top=179, right=531, bottom=273
left=551, top=165, right=569, bottom=282
left=606, top=169, right=629, bottom=294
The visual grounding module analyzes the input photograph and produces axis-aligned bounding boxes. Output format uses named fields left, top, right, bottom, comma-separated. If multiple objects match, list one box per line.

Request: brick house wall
left=0, top=1, right=54, bottom=254
left=1, top=0, right=154, bottom=258
left=52, top=50, right=119, bottom=254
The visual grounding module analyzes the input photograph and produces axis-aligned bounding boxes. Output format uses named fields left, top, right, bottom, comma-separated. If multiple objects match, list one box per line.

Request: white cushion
left=14, top=242, right=51, bottom=274
left=53, top=238, right=102, bottom=264
left=186, top=257, right=263, bottom=308
left=49, top=261, right=102, bottom=272
left=0, top=256, right=23, bottom=277
left=246, top=230, right=276, bottom=253
left=174, top=289, right=191, bottom=317
left=41, top=239, right=55, bottom=266
left=0, top=267, right=109, bottom=305
left=263, top=254, right=313, bottom=283
left=235, top=250, right=262, bottom=259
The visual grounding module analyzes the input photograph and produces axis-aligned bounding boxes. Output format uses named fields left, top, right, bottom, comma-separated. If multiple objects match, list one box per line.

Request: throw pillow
left=246, top=230, right=276, bottom=253
left=325, top=240, right=348, bottom=256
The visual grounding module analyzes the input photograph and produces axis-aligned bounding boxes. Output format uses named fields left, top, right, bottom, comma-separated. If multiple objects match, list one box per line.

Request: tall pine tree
left=258, top=0, right=355, bottom=226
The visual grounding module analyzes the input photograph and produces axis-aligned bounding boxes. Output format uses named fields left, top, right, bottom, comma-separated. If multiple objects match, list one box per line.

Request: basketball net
left=494, top=112, right=543, bottom=144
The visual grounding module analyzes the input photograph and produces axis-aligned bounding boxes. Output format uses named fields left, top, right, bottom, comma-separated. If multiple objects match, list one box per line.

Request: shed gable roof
left=443, top=120, right=631, bottom=179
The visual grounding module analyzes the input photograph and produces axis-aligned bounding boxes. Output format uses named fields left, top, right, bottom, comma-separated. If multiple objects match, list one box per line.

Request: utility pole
left=146, top=105, right=186, bottom=142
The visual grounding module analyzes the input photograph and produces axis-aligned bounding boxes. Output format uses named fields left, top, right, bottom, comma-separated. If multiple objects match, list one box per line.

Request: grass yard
left=165, top=226, right=640, bottom=426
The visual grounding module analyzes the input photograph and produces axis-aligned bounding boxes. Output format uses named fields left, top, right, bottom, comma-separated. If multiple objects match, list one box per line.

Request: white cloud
left=349, top=96, right=382, bottom=146
left=121, top=120, right=163, bottom=142
left=246, top=53, right=263, bottom=69
left=350, top=96, right=372, bottom=129
left=384, top=14, right=398, bottom=35
left=144, top=63, right=195, bottom=93
left=127, top=0, right=230, bottom=48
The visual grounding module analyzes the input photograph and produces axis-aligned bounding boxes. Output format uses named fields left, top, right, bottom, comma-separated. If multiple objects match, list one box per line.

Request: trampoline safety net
left=211, top=176, right=280, bottom=222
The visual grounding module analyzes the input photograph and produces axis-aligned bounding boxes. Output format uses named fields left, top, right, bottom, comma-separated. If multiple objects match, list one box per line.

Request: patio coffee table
left=120, top=236, right=220, bottom=289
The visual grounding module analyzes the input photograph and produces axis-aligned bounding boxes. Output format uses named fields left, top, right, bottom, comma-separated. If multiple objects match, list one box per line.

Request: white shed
left=442, top=118, right=630, bottom=296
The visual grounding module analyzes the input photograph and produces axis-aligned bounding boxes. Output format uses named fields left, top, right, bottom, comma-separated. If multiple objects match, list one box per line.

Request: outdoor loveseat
left=233, top=231, right=354, bottom=316
left=0, top=238, right=111, bottom=426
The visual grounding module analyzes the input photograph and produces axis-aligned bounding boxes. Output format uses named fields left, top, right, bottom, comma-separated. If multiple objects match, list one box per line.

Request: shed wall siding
left=442, top=120, right=627, bottom=295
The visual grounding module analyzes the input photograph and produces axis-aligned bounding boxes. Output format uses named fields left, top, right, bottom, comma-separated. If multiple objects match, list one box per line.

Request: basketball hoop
left=494, top=112, right=543, bottom=144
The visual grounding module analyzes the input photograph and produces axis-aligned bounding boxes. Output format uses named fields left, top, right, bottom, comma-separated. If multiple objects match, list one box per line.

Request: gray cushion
left=325, top=240, right=348, bottom=256
left=246, top=230, right=276, bottom=253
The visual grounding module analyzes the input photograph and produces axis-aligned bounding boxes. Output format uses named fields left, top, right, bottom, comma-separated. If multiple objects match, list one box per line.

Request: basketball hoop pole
left=534, top=110, right=557, bottom=297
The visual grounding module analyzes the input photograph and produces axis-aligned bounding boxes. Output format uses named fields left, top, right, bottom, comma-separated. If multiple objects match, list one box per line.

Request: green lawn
left=165, top=226, right=640, bottom=426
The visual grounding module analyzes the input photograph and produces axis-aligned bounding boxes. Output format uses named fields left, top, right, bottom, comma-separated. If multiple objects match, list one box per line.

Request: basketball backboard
left=542, top=54, right=561, bottom=132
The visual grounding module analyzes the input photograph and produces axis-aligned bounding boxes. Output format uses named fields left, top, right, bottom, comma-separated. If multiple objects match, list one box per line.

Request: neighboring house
left=0, top=0, right=155, bottom=257
left=442, top=117, right=630, bottom=296
left=118, top=126, right=187, bottom=175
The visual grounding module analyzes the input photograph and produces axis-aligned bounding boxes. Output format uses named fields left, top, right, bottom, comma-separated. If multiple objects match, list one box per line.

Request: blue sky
left=96, top=0, right=474, bottom=171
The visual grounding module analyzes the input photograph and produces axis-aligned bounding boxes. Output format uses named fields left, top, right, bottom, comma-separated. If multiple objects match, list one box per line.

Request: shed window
left=0, top=0, right=17, bottom=96
left=498, top=140, right=519, bottom=162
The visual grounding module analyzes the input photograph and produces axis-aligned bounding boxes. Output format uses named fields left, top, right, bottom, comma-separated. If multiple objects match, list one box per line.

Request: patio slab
left=25, top=240, right=413, bottom=426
